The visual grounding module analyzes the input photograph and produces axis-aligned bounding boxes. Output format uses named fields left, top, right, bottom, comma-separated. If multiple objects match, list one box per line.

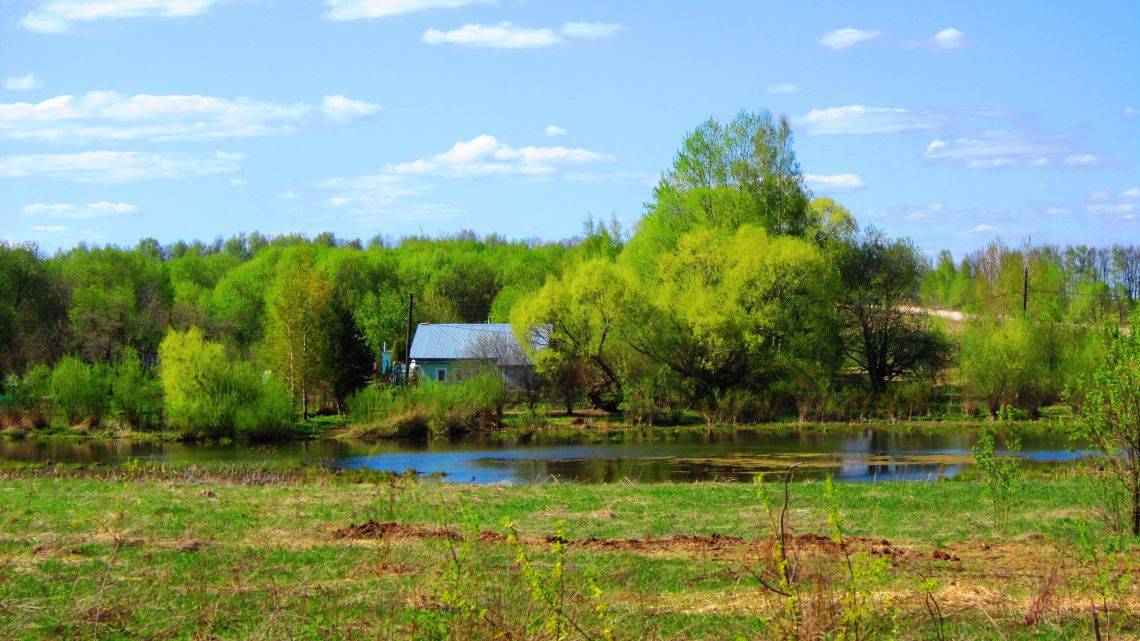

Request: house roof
left=409, top=323, right=535, bottom=364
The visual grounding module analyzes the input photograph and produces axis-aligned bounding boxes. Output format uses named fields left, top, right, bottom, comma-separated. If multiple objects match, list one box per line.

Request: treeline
left=1, top=110, right=1137, bottom=437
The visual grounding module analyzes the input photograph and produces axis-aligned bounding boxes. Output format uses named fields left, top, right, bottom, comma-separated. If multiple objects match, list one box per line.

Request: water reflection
left=0, top=427, right=1084, bottom=485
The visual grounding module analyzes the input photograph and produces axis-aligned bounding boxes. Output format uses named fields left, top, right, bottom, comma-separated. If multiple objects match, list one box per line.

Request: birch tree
left=264, top=249, right=333, bottom=419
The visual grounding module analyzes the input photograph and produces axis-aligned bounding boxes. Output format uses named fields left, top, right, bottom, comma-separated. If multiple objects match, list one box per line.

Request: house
left=408, top=323, right=537, bottom=384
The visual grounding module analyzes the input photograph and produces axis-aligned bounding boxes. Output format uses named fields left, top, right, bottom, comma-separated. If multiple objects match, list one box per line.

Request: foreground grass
left=0, top=464, right=1135, bottom=640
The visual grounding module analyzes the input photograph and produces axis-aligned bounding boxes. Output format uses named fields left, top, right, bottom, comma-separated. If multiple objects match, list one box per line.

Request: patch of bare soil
left=331, top=520, right=462, bottom=542
left=329, top=520, right=909, bottom=558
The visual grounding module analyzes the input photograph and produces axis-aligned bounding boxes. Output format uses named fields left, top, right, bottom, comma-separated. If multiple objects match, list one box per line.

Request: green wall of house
left=417, top=361, right=453, bottom=383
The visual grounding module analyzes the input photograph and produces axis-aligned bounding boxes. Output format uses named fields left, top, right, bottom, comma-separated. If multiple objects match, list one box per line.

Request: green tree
left=0, top=244, right=66, bottom=378
left=110, top=349, right=162, bottom=429
left=653, top=110, right=810, bottom=236
left=159, top=328, right=293, bottom=440
left=837, top=228, right=948, bottom=393
left=623, top=225, right=839, bottom=399
left=264, top=248, right=334, bottom=419
left=512, top=259, right=638, bottom=412
left=58, top=247, right=171, bottom=361
left=622, top=110, right=813, bottom=279
left=1070, top=326, right=1140, bottom=535
left=50, top=356, right=109, bottom=426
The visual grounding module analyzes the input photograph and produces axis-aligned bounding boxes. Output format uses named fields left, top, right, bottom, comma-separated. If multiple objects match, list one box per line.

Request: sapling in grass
left=971, top=425, right=1022, bottom=532
left=1069, top=325, right=1140, bottom=536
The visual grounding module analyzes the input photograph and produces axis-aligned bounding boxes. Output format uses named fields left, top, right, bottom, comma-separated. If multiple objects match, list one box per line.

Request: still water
left=0, top=427, right=1084, bottom=484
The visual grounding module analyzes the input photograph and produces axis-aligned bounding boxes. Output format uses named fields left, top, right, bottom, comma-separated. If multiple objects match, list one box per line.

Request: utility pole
left=404, top=293, right=414, bottom=386
left=1022, top=266, right=1029, bottom=314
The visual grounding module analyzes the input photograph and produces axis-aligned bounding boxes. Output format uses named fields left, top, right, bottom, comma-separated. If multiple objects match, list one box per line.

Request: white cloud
left=1090, top=190, right=1110, bottom=201
left=4, top=74, right=43, bottom=91
left=0, top=150, right=244, bottom=182
left=1064, top=153, right=1098, bottom=166
left=325, top=0, right=492, bottom=21
left=932, top=28, right=968, bottom=49
left=423, top=21, right=621, bottom=48
left=956, top=106, right=1018, bottom=119
left=316, top=172, right=429, bottom=198
left=424, top=22, right=557, bottom=48
left=0, top=91, right=378, bottom=142
left=906, top=204, right=944, bottom=220
left=564, top=170, right=656, bottom=186
left=313, top=172, right=463, bottom=223
left=1088, top=203, right=1137, bottom=214
left=924, top=130, right=1093, bottom=169
left=544, top=124, right=567, bottom=136
left=966, top=224, right=997, bottom=234
left=22, top=201, right=139, bottom=219
left=279, top=190, right=298, bottom=200
left=1123, top=187, right=1140, bottom=198
left=321, top=95, right=381, bottom=123
left=908, top=28, right=968, bottom=50
left=22, top=0, right=231, bottom=34
left=795, top=105, right=947, bottom=135
left=31, top=225, right=67, bottom=233
left=764, top=83, right=802, bottom=95
left=560, top=22, right=622, bottom=40
left=388, top=134, right=612, bottom=177
left=229, top=177, right=247, bottom=187
left=1124, top=106, right=1138, bottom=118
left=819, top=28, right=883, bottom=50
left=804, top=173, right=865, bottom=192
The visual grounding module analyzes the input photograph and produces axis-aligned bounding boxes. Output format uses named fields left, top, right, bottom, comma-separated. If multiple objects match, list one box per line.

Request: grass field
left=0, top=463, right=1135, bottom=640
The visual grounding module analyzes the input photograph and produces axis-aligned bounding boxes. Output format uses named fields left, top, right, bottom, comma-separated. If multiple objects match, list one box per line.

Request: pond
left=0, top=427, right=1085, bottom=484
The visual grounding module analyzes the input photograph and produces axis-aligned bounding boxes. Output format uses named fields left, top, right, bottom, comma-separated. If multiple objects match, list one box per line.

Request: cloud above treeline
left=387, top=134, right=613, bottom=176
left=0, top=150, right=244, bottom=182
left=423, top=21, right=622, bottom=48
left=819, top=28, right=884, bottom=50
left=4, top=74, right=43, bottom=91
left=795, top=105, right=948, bottom=135
left=924, top=130, right=1097, bottom=169
left=22, top=201, right=139, bottom=219
left=821, top=26, right=968, bottom=51
left=325, top=0, right=493, bottom=21
left=804, top=173, right=866, bottom=192
left=0, top=91, right=381, bottom=142
left=21, top=0, right=233, bottom=33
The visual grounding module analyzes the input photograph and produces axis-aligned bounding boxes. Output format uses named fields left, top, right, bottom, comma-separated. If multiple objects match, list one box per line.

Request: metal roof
left=409, top=323, right=533, bottom=363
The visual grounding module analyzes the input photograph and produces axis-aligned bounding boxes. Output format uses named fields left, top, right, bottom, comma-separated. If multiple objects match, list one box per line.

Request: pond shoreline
left=0, top=420, right=1082, bottom=485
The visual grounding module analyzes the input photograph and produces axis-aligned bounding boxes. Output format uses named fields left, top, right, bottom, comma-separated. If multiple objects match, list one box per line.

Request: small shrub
left=971, top=425, right=1022, bottom=531
left=159, top=328, right=295, bottom=440
left=1069, top=325, right=1140, bottom=535
left=110, top=350, right=162, bottom=429
left=2, top=367, right=52, bottom=429
left=50, top=357, right=110, bottom=426
left=346, top=370, right=506, bottom=440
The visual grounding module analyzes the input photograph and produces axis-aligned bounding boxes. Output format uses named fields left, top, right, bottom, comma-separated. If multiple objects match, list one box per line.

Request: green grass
left=0, top=463, right=1135, bottom=639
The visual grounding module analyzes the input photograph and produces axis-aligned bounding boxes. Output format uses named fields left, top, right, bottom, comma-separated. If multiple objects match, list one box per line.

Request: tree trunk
left=1132, top=483, right=1139, bottom=536
left=301, top=380, right=308, bottom=421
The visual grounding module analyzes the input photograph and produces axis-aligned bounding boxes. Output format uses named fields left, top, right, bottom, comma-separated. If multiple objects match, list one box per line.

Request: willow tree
left=512, top=259, right=639, bottom=412
left=623, top=225, right=839, bottom=400
left=264, top=248, right=334, bottom=419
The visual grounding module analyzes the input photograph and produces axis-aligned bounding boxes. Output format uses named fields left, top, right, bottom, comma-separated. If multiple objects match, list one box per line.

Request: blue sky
left=1, top=0, right=1137, bottom=256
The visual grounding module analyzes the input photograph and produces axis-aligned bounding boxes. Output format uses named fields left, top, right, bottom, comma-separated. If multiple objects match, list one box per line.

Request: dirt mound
left=331, top=520, right=462, bottom=541
left=329, top=520, right=914, bottom=560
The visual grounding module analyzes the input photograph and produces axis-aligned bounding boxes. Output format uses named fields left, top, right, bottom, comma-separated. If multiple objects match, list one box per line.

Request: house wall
left=414, top=359, right=536, bottom=386
left=416, top=361, right=453, bottom=383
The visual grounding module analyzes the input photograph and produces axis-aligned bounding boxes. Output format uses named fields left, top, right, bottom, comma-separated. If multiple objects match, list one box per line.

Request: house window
left=437, top=368, right=447, bottom=382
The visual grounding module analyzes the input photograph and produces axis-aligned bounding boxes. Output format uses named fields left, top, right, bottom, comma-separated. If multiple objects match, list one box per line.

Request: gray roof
left=409, top=323, right=532, bottom=363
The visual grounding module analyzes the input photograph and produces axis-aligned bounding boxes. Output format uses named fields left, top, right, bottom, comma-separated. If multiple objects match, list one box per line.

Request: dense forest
left=2, top=111, right=1137, bottom=438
